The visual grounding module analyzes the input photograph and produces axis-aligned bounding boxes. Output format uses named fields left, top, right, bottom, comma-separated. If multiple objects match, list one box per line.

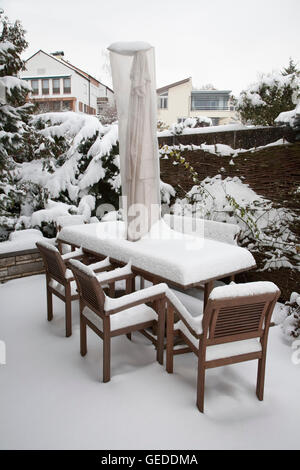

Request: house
left=20, top=50, right=114, bottom=114
left=157, top=77, right=236, bottom=126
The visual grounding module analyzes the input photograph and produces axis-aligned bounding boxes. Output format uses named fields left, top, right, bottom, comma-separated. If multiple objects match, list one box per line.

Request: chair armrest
left=88, top=258, right=111, bottom=273
left=165, top=290, right=203, bottom=338
left=61, top=247, right=84, bottom=261
left=96, top=262, right=133, bottom=286
left=104, top=283, right=168, bottom=314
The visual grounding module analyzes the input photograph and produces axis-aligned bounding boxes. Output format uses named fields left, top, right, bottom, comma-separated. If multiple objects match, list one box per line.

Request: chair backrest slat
left=36, top=242, right=66, bottom=284
left=204, top=291, right=279, bottom=346
left=69, top=261, right=105, bottom=315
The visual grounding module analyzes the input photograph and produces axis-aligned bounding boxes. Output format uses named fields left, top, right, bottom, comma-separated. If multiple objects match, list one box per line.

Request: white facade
left=157, top=77, right=236, bottom=126
left=20, top=50, right=114, bottom=114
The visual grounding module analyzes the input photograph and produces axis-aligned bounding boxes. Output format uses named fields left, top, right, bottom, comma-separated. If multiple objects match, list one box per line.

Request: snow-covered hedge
left=274, top=292, right=300, bottom=339
left=236, top=71, right=300, bottom=126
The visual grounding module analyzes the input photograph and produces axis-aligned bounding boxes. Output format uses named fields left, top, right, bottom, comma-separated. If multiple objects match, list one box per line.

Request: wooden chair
left=68, top=259, right=167, bottom=382
left=166, top=281, right=280, bottom=413
left=36, top=241, right=111, bottom=337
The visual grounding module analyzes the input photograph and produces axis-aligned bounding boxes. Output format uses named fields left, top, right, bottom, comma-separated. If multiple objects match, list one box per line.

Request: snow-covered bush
left=274, top=292, right=300, bottom=339
left=183, top=116, right=212, bottom=128
left=236, top=70, right=300, bottom=126
left=169, top=116, right=212, bottom=135
left=157, top=120, right=168, bottom=131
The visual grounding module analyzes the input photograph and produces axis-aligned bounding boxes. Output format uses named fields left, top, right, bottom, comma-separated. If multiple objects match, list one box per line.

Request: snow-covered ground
left=0, top=275, right=299, bottom=450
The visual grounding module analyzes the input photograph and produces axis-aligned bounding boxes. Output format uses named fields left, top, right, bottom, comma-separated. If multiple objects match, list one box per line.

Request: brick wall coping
left=0, top=247, right=40, bottom=260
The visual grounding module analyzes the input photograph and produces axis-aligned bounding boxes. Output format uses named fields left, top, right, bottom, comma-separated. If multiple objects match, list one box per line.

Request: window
left=31, top=80, right=39, bottom=95
left=42, top=79, right=49, bottom=95
left=62, top=100, right=72, bottom=110
left=52, top=101, right=61, bottom=111
left=159, top=92, right=168, bottom=109
left=52, top=78, right=60, bottom=94
left=63, top=77, right=71, bottom=94
left=191, top=93, right=229, bottom=111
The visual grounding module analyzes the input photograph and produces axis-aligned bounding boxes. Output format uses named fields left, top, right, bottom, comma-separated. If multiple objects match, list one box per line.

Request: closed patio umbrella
left=108, top=42, right=160, bottom=241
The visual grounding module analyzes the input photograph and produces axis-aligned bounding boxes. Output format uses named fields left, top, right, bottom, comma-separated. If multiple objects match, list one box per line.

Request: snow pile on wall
left=168, top=116, right=213, bottom=136
left=275, top=102, right=300, bottom=127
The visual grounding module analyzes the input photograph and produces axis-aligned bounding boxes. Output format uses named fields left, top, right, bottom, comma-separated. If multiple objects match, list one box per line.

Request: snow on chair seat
left=83, top=304, right=157, bottom=332
left=68, top=259, right=166, bottom=383
left=166, top=280, right=280, bottom=413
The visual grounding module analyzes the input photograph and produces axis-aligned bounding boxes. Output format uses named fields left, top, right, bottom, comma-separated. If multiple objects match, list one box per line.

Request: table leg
left=204, top=281, right=213, bottom=308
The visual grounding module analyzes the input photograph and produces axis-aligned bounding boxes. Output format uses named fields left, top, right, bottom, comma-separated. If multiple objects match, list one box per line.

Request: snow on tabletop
left=163, top=214, right=240, bottom=246
left=104, top=283, right=168, bottom=312
left=108, top=41, right=152, bottom=55
left=209, top=281, right=279, bottom=301
left=83, top=303, right=157, bottom=331
left=58, top=220, right=256, bottom=286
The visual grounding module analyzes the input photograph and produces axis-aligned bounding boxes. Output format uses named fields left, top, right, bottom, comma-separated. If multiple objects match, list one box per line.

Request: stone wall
left=0, top=249, right=44, bottom=282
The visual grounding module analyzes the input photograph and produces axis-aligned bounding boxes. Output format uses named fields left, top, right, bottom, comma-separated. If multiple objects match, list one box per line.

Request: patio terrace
left=0, top=274, right=299, bottom=450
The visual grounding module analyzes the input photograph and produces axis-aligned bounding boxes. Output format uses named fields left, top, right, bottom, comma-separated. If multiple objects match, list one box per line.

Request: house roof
left=157, top=77, right=191, bottom=94
left=24, top=50, right=114, bottom=93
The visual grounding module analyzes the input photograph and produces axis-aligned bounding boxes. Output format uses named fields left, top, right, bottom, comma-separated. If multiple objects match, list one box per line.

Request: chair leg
left=256, top=354, right=267, bottom=401
left=103, top=336, right=111, bottom=383
left=126, top=333, right=132, bottom=341
left=109, top=282, right=115, bottom=297
left=80, top=316, right=87, bottom=356
left=156, top=299, right=165, bottom=365
left=103, top=318, right=111, bottom=383
left=166, top=304, right=174, bottom=374
left=197, top=362, right=206, bottom=413
left=46, top=285, right=53, bottom=321
left=65, top=285, right=72, bottom=337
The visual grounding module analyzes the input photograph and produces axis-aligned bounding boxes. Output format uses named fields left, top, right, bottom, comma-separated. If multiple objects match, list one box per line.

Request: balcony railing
left=191, top=105, right=230, bottom=111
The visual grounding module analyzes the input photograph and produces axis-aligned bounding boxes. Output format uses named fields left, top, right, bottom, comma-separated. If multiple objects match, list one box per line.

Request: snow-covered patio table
left=57, top=220, right=256, bottom=303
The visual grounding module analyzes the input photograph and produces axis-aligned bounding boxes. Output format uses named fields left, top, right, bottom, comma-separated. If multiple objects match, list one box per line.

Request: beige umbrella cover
left=108, top=42, right=160, bottom=241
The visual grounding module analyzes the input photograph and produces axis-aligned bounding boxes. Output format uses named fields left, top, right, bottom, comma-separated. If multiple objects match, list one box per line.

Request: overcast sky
left=3, top=0, right=300, bottom=95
